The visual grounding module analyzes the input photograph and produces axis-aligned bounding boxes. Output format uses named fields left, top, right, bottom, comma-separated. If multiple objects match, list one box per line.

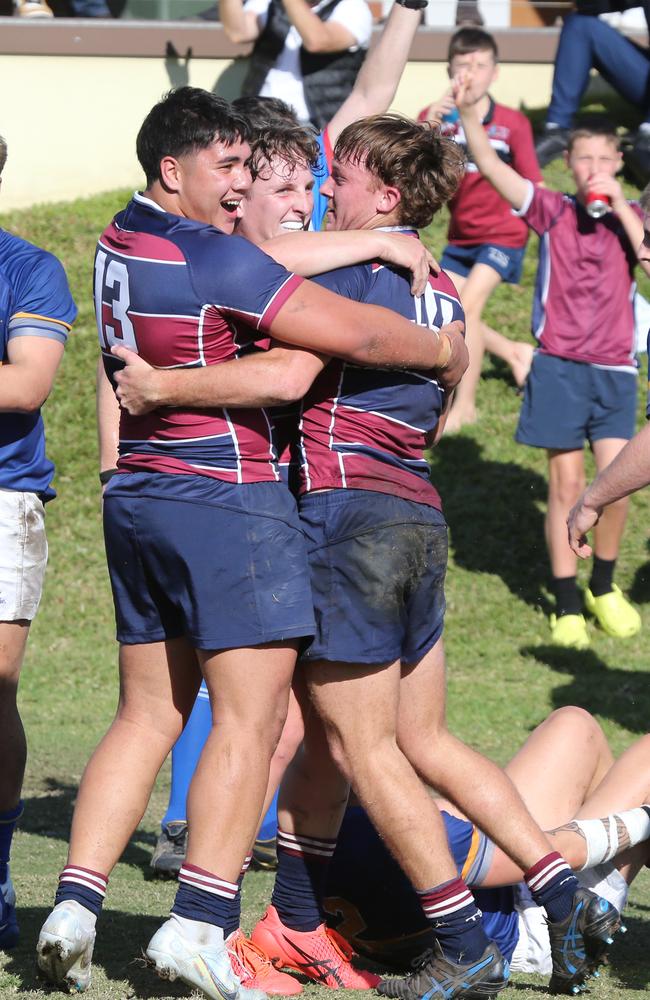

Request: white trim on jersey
left=96, top=240, right=186, bottom=267
left=222, top=407, right=243, bottom=484
left=340, top=404, right=427, bottom=434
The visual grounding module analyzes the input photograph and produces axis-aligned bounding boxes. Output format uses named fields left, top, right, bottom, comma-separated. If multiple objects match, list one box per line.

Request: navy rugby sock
left=0, top=802, right=22, bottom=883
left=172, top=864, right=239, bottom=932
left=418, top=876, right=490, bottom=964
left=523, top=851, right=579, bottom=923
left=55, top=865, right=108, bottom=919
left=271, top=829, right=336, bottom=931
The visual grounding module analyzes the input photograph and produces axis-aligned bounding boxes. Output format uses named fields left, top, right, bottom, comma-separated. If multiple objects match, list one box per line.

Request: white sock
left=574, top=805, right=650, bottom=870
left=168, top=912, right=224, bottom=949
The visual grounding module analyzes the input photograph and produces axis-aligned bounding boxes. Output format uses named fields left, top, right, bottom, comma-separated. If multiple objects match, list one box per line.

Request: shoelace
left=228, top=933, right=276, bottom=981
left=325, top=927, right=357, bottom=962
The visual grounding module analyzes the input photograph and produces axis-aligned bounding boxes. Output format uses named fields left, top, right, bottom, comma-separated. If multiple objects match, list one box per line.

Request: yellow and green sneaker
left=584, top=584, right=641, bottom=639
left=549, top=613, right=590, bottom=650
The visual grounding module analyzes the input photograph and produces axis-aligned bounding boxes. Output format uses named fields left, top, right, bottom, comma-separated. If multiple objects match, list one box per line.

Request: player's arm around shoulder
left=455, top=77, right=530, bottom=212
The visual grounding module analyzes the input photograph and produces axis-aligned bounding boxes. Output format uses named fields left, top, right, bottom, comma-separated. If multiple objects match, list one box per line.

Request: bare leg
left=308, top=659, right=457, bottom=888
left=67, top=638, right=201, bottom=874
left=260, top=685, right=306, bottom=833
left=397, top=640, right=557, bottom=874
left=444, top=265, right=502, bottom=433
left=483, top=327, right=534, bottom=388
left=0, top=622, right=29, bottom=810
left=591, top=438, right=631, bottom=561
left=546, top=449, right=585, bottom=578
left=187, top=641, right=296, bottom=881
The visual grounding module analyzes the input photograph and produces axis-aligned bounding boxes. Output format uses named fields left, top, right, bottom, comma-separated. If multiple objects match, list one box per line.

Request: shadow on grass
left=4, top=906, right=187, bottom=998
left=430, top=436, right=548, bottom=609
left=520, top=644, right=650, bottom=733
left=21, top=778, right=155, bottom=868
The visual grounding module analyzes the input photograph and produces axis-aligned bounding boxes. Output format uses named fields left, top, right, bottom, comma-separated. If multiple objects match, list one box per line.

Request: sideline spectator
left=220, top=0, right=373, bottom=129
left=457, top=76, right=648, bottom=650
left=568, top=183, right=650, bottom=553
left=535, top=0, right=650, bottom=184
left=0, top=134, right=77, bottom=950
left=419, top=27, right=540, bottom=433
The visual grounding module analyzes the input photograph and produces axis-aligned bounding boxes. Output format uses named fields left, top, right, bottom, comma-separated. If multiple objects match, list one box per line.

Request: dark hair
left=249, top=123, right=321, bottom=179
left=567, top=124, right=620, bottom=154
left=136, top=87, right=250, bottom=187
left=448, top=26, right=498, bottom=61
left=334, top=114, right=465, bottom=229
left=232, top=95, right=299, bottom=133
left=0, top=135, right=6, bottom=176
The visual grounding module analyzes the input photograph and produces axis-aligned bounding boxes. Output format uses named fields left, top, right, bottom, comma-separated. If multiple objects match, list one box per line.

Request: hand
left=111, top=345, right=162, bottom=415
left=376, top=233, right=439, bottom=295
left=421, top=89, right=456, bottom=125
left=586, top=172, right=624, bottom=211
left=435, top=320, right=468, bottom=392
left=567, top=494, right=601, bottom=558
left=451, top=70, right=474, bottom=116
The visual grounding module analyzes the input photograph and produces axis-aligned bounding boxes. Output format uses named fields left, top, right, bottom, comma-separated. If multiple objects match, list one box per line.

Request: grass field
left=1, top=152, right=650, bottom=1000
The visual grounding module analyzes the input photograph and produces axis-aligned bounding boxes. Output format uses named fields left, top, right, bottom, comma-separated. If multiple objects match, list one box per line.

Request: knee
left=546, top=705, right=603, bottom=747
left=550, top=472, right=585, bottom=508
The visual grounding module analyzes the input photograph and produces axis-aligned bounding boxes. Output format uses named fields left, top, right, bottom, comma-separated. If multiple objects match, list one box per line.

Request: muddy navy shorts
left=103, top=473, right=315, bottom=649
left=298, top=489, right=447, bottom=665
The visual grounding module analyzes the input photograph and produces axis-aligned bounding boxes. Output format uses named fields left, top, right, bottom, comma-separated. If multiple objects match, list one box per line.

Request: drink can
left=442, top=107, right=460, bottom=124
left=586, top=191, right=610, bottom=219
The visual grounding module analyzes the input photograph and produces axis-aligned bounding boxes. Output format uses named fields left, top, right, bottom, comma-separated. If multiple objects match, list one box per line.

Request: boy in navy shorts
left=419, top=27, right=541, bottom=432
left=457, top=79, right=648, bottom=649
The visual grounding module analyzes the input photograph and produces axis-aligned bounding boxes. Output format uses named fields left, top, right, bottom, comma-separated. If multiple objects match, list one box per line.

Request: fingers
left=111, top=344, right=141, bottom=364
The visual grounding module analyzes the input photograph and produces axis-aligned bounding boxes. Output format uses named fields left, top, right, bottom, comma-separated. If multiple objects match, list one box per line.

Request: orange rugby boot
left=251, top=905, right=381, bottom=990
left=227, top=929, right=303, bottom=995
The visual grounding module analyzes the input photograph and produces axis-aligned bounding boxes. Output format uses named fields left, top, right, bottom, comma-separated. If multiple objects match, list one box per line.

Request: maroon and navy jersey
left=522, top=185, right=640, bottom=370
left=95, top=193, right=303, bottom=483
left=298, top=238, right=464, bottom=508
left=419, top=99, right=541, bottom=249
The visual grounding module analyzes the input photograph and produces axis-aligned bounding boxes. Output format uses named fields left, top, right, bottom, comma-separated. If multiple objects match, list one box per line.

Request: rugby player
left=36, top=88, right=464, bottom=1000
left=111, top=113, right=622, bottom=999
left=324, top=706, right=650, bottom=984
left=0, top=134, right=77, bottom=952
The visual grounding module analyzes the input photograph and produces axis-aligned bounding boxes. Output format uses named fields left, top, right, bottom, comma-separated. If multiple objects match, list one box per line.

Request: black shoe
left=547, top=888, right=620, bottom=995
left=377, top=940, right=508, bottom=1000
left=251, top=835, right=278, bottom=870
left=535, top=127, right=570, bottom=167
left=149, top=820, right=188, bottom=878
left=623, top=130, right=650, bottom=186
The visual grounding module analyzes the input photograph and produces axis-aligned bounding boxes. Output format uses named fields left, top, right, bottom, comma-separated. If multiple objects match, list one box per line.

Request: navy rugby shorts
left=103, top=473, right=315, bottom=649
left=516, top=352, right=637, bottom=450
left=298, top=489, right=447, bottom=665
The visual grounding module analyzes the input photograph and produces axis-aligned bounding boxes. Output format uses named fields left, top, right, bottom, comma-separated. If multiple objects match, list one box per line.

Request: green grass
left=1, top=155, right=650, bottom=999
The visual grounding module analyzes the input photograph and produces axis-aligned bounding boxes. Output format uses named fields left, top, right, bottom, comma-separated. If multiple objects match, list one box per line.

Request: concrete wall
left=0, top=37, right=553, bottom=210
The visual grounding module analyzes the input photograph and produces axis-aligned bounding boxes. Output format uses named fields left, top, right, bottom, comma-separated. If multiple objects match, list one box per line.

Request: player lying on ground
left=36, top=89, right=467, bottom=1000
left=324, top=705, right=649, bottom=989
left=113, top=112, right=622, bottom=1000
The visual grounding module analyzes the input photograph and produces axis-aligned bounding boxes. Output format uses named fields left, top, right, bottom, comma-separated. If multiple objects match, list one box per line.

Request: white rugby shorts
left=0, top=488, right=48, bottom=622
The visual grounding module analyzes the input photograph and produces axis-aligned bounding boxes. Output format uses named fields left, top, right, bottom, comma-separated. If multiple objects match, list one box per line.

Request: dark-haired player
left=111, top=112, right=621, bottom=1000
left=36, top=88, right=462, bottom=1000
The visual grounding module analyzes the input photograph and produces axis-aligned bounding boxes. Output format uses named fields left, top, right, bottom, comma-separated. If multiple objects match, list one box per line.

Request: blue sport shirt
left=0, top=229, right=77, bottom=498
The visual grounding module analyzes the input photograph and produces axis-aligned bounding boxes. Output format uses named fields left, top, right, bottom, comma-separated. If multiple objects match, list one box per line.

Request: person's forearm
left=328, top=3, right=419, bottom=138
left=614, top=200, right=646, bottom=269
left=132, top=353, right=310, bottom=409
left=282, top=0, right=348, bottom=51
left=96, top=358, right=120, bottom=472
left=219, top=0, right=258, bottom=42
left=261, top=231, right=384, bottom=275
left=458, top=106, right=529, bottom=211
left=582, top=423, right=650, bottom=511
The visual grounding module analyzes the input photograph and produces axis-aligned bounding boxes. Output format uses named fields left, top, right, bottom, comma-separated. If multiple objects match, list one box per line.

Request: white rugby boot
left=147, top=914, right=268, bottom=1000
left=36, top=900, right=96, bottom=992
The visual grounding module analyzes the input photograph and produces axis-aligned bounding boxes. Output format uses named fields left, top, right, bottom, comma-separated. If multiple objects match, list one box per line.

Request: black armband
left=99, top=468, right=119, bottom=485
left=394, top=0, right=428, bottom=10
